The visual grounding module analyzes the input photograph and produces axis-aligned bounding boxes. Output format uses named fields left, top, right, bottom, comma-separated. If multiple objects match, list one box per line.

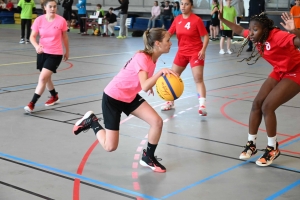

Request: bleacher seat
left=114, top=18, right=133, bottom=36
left=0, top=12, right=15, bottom=24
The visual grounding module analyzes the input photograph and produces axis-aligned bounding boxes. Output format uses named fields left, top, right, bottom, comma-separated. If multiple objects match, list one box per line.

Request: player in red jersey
left=161, top=0, right=209, bottom=116
left=219, top=11, right=300, bottom=166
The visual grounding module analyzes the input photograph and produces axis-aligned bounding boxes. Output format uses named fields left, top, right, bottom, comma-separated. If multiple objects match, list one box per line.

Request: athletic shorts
left=63, top=10, right=72, bottom=21
left=173, top=52, right=204, bottom=68
left=211, top=18, right=219, bottom=27
left=220, top=30, right=233, bottom=38
left=102, top=92, right=145, bottom=130
left=37, top=53, right=63, bottom=73
left=269, top=70, right=300, bottom=85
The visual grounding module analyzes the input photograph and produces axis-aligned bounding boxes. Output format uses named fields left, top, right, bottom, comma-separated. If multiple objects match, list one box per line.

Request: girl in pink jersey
left=24, top=0, right=69, bottom=113
left=73, top=28, right=177, bottom=173
left=219, top=11, right=300, bottom=166
left=161, top=0, right=210, bottom=116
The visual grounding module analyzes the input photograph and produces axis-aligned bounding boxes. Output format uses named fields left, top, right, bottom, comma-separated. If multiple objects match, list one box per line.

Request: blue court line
left=160, top=138, right=300, bottom=199
left=265, top=179, right=300, bottom=200
left=0, top=152, right=160, bottom=200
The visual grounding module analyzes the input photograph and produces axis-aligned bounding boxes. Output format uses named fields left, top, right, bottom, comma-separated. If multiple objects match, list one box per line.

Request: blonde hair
left=142, top=28, right=167, bottom=56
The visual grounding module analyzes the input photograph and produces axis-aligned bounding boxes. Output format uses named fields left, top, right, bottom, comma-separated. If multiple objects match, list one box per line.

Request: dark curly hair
left=237, top=13, right=278, bottom=65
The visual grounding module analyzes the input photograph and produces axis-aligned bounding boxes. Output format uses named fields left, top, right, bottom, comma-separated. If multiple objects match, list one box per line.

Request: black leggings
left=21, top=19, right=32, bottom=40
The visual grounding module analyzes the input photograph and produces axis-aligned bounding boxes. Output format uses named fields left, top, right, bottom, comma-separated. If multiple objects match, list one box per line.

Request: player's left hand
left=280, top=12, right=296, bottom=33
left=198, top=50, right=205, bottom=60
left=63, top=52, right=69, bottom=61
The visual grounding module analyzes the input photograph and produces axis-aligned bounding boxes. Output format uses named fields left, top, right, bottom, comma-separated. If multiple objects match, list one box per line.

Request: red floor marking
left=220, top=97, right=292, bottom=137
left=132, top=172, right=138, bottom=179
left=0, top=61, right=73, bottom=76
left=133, top=182, right=140, bottom=190
left=221, top=96, right=300, bottom=154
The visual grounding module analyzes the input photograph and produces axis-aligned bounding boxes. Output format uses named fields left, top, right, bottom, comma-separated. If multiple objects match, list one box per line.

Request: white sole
left=75, top=111, right=94, bottom=126
left=24, top=106, right=33, bottom=114
left=139, top=160, right=155, bottom=171
left=45, top=99, right=60, bottom=107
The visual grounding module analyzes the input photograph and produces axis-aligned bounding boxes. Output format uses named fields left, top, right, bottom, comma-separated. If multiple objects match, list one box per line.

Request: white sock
left=267, top=136, right=277, bottom=149
left=199, top=97, right=206, bottom=107
left=248, top=133, right=257, bottom=144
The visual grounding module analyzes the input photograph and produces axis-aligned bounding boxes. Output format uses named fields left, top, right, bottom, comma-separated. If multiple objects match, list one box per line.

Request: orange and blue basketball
left=156, top=74, right=184, bottom=101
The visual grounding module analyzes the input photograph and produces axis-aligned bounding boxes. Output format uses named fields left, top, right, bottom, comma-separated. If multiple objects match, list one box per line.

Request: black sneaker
left=256, top=142, right=280, bottom=167
left=67, top=28, right=70, bottom=32
left=111, top=33, right=115, bottom=37
left=102, top=33, right=107, bottom=36
left=139, top=149, right=166, bottom=173
left=246, top=47, right=253, bottom=52
left=73, top=111, right=98, bottom=135
left=239, top=141, right=257, bottom=159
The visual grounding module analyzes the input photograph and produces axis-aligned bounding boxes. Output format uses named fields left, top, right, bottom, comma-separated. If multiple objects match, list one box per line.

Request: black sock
left=49, top=89, right=57, bottom=97
left=31, top=93, right=41, bottom=104
left=91, top=120, right=103, bottom=135
left=146, top=142, right=157, bottom=157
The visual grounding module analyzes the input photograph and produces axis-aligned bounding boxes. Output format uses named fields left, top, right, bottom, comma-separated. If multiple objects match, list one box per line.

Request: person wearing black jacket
left=113, top=0, right=129, bottom=39
left=103, top=7, right=117, bottom=36
left=62, top=0, right=73, bottom=32
left=246, top=0, right=265, bottom=52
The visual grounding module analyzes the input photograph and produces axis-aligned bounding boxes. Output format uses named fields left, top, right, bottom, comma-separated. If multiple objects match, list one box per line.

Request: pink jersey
left=31, top=14, right=68, bottom=55
left=243, top=29, right=300, bottom=72
left=168, top=13, right=208, bottom=55
left=104, top=53, right=156, bottom=103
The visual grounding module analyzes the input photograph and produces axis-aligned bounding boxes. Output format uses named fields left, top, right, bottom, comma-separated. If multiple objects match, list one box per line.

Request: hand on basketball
left=35, top=45, right=43, bottom=54
left=160, top=68, right=179, bottom=77
left=280, top=12, right=296, bottom=33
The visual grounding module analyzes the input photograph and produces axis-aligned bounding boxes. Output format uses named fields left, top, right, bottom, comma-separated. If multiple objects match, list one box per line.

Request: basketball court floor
left=0, top=24, right=299, bottom=200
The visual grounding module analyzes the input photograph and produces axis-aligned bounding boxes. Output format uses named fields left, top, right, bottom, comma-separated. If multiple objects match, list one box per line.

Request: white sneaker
left=161, top=101, right=174, bottom=111
left=227, top=49, right=233, bottom=54
left=199, top=105, right=207, bottom=116
left=19, top=39, right=25, bottom=44
left=219, top=49, right=225, bottom=54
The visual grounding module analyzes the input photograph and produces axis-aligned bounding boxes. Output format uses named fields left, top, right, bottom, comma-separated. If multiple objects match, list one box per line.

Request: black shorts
left=102, top=92, right=145, bottom=130
left=211, top=18, right=219, bottom=26
left=63, top=10, right=72, bottom=21
left=37, top=53, right=63, bottom=73
left=220, top=30, right=233, bottom=38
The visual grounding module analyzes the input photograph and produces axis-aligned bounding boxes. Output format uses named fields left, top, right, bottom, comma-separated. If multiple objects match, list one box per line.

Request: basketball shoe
left=45, top=94, right=59, bottom=106
left=199, top=105, right=207, bottom=116
left=139, top=149, right=166, bottom=173
left=239, top=141, right=257, bottom=159
left=161, top=101, right=174, bottom=111
left=73, top=111, right=99, bottom=135
left=24, top=102, right=35, bottom=113
left=256, top=142, right=280, bottom=167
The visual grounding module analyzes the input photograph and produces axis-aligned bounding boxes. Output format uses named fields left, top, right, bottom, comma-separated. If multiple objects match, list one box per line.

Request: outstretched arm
left=280, top=12, right=300, bottom=47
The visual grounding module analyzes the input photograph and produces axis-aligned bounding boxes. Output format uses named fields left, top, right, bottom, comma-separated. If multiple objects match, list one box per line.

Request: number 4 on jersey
left=184, top=22, right=191, bottom=30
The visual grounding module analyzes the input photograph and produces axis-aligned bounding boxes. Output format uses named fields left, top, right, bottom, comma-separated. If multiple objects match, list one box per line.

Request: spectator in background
left=160, top=1, right=173, bottom=28
left=91, top=4, right=105, bottom=35
left=0, top=0, right=6, bottom=12
left=17, top=0, right=36, bottom=44
left=62, top=0, right=73, bottom=32
left=291, top=0, right=295, bottom=8
left=246, top=0, right=265, bottom=52
left=103, top=8, right=117, bottom=36
left=5, top=0, right=14, bottom=12
left=231, top=0, right=244, bottom=25
left=290, top=0, right=300, bottom=29
left=172, top=1, right=181, bottom=18
left=76, top=0, right=86, bottom=34
left=114, top=0, right=129, bottom=39
left=70, top=10, right=78, bottom=28
left=148, top=1, right=161, bottom=29
left=219, top=0, right=236, bottom=55
left=209, top=0, right=219, bottom=41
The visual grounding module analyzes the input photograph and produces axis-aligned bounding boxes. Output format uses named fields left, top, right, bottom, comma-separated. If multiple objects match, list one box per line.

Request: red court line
left=221, top=96, right=300, bottom=154
left=0, top=61, right=73, bottom=77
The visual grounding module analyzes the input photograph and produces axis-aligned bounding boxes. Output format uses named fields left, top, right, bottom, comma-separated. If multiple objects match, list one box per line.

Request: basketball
left=156, top=74, right=184, bottom=101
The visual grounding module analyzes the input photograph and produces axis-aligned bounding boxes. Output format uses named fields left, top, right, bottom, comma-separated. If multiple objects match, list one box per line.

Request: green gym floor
left=0, top=24, right=299, bottom=200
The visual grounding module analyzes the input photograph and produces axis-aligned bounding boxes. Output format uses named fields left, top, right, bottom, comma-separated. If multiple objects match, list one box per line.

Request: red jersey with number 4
left=243, top=29, right=300, bottom=72
left=168, top=13, right=208, bottom=55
